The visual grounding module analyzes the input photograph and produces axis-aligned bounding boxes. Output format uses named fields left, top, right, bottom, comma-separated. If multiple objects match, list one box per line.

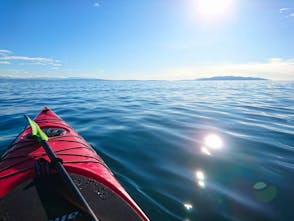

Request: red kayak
left=0, top=107, right=149, bottom=221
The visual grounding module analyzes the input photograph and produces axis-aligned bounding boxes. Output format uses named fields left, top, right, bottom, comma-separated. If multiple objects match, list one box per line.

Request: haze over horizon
left=0, top=0, right=293, bottom=80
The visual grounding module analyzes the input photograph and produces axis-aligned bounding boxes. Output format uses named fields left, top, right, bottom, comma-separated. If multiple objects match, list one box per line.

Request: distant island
left=196, top=76, right=268, bottom=81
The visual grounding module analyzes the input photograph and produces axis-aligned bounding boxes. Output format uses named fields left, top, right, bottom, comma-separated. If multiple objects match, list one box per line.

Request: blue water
left=0, top=79, right=294, bottom=221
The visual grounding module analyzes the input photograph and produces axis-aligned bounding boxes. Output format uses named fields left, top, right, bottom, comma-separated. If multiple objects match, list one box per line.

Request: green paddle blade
left=25, top=115, right=48, bottom=141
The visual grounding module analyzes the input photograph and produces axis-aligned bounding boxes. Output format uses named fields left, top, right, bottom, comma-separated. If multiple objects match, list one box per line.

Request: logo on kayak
left=49, top=211, right=80, bottom=221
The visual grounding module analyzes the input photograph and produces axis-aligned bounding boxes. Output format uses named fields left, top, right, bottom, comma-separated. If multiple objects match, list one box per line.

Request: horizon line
left=0, top=76, right=284, bottom=81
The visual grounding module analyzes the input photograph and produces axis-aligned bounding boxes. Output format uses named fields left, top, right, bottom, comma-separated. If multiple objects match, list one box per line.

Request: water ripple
left=0, top=79, right=293, bottom=220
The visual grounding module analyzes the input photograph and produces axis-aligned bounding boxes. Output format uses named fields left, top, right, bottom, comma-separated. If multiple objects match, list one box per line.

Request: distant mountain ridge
left=196, top=76, right=268, bottom=81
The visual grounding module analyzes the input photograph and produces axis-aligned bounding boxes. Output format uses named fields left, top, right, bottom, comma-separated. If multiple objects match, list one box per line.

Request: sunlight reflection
left=196, top=170, right=205, bottom=180
left=195, top=170, right=206, bottom=189
left=204, top=134, right=223, bottom=149
left=199, top=133, right=224, bottom=156
left=198, top=180, right=206, bottom=188
left=184, top=203, right=193, bottom=211
left=201, top=146, right=211, bottom=156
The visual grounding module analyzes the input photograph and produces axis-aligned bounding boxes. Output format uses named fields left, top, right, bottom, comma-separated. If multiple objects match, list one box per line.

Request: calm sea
left=0, top=79, right=294, bottom=221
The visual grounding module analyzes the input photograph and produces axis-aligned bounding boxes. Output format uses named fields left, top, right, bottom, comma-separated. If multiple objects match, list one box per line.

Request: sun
left=192, top=0, right=234, bottom=23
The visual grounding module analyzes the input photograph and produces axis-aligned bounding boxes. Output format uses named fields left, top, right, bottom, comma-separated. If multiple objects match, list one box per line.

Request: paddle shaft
left=40, top=140, right=99, bottom=221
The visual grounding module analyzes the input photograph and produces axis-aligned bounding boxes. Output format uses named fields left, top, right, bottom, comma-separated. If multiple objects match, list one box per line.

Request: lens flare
left=253, top=182, right=277, bottom=202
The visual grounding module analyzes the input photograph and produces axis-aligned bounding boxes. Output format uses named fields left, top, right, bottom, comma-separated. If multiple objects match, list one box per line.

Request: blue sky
left=0, top=0, right=293, bottom=80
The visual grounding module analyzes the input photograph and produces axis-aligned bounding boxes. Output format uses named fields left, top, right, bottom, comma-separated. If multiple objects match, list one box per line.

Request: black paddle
left=25, top=115, right=99, bottom=221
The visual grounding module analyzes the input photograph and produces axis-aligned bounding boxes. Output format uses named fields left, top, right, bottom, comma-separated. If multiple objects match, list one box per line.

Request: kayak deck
left=0, top=173, right=143, bottom=220
left=0, top=107, right=149, bottom=220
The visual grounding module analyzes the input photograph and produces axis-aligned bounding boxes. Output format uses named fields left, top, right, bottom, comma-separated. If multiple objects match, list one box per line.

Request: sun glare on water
left=204, top=134, right=223, bottom=150
left=192, top=0, right=234, bottom=23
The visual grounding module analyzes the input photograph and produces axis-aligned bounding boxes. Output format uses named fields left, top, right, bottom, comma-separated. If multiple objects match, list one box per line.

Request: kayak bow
left=0, top=107, right=149, bottom=221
